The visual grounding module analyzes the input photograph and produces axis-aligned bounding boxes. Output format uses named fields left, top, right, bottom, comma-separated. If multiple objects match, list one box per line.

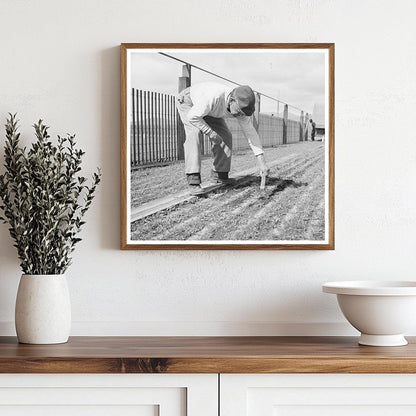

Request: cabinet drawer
left=0, top=374, right=217, bottom=416
left=221, top=374, right=416, bottom=416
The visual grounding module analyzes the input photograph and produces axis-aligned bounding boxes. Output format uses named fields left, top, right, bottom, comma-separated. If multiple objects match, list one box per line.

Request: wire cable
left=158, top=52, right=305, bottom=113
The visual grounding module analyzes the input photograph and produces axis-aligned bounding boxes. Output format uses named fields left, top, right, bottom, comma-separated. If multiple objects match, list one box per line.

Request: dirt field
left=131, top=141, right=326, bottom=241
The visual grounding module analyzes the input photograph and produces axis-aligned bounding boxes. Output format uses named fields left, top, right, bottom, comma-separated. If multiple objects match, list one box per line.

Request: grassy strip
left=131, top=143, right=325, bottom=241
left=130, top=142, right=323, bottom=207
left=229, top=152, right=324, bottom=240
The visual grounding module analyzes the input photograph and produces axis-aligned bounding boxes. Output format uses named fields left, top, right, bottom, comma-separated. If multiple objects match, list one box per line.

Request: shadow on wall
left=100, top=47, right=121, bottom=250
left=227, top=284, right=340, bottom=335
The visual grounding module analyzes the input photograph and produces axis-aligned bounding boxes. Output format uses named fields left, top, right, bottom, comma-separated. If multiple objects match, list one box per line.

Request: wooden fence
left=130, top=89, right=179, bottom=166
left=131, top=88, right=307, bottom=168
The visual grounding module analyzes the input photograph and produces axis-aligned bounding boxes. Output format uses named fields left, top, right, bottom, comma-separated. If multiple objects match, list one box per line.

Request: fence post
left=177, top=64, right=191, bottom=161
left=304, top=112, right=309, bottom=141
left=300, top=110, right=304, bottom=142
left=283, top=104, right=288, bottom=145
left=132, top=88, right=136, bottom=166
left=253, top=92, right=261, bottom=132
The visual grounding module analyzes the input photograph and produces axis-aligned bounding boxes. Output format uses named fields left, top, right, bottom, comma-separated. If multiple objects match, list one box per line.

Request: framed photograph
left=121, top=43, right=334, bottom=250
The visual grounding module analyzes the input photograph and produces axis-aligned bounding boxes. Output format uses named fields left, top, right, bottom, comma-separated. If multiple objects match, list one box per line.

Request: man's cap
left=233, top=85, right=256, bottom=116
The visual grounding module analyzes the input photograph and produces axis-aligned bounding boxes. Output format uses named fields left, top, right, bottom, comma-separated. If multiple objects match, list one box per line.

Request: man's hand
left=256, top=153, right=269, bottom=176
left=210, top=132, right=231, bottom=157
left=209, top=132, right=223, bottom=146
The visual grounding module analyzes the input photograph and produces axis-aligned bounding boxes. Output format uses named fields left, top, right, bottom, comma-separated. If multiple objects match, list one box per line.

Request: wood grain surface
left=0, top=336, right=415, bottom=374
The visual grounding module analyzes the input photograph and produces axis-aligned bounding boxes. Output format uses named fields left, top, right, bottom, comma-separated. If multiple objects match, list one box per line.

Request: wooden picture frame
left=121, top=43, right=334, bottom=250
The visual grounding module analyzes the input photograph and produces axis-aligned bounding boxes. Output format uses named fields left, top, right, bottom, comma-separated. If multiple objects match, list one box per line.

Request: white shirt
left=187, top=82, right=264, bottom=156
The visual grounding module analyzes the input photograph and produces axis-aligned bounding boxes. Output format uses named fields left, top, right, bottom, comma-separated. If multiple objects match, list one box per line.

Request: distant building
left=312, top=103, right=325, bottom=137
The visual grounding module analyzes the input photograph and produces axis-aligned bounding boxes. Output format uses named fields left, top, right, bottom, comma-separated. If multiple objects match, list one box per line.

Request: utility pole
left=177, top=64, right=192, bottom=160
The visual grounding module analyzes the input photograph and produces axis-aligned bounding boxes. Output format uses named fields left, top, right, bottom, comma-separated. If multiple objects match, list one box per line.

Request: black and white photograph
left=121, top=44, right=334, bottom=249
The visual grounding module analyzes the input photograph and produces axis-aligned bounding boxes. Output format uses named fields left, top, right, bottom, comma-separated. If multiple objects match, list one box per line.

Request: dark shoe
left=213, top=177, right=237, bottom=185
left=188, top=184, right=206, bottom=196
left=186, top=172, right=201, bottom=185
left=210, top=170, right=236, bottom=185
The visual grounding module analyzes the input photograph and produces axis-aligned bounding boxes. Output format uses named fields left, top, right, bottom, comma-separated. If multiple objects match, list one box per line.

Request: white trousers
left=176, top=88, right=233, bottom=174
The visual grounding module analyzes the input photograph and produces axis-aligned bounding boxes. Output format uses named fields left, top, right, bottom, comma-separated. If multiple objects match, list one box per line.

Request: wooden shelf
left=1, top=336, right=416, bottom=373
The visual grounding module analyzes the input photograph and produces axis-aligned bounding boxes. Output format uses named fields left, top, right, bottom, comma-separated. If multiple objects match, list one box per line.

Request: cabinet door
left=0, top=374, right=217, bottom=416
left=221, top=374, right=416, bottom=416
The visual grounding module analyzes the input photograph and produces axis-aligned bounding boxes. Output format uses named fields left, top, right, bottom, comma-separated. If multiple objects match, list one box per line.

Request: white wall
left=0, top=0, right=415, bottom=336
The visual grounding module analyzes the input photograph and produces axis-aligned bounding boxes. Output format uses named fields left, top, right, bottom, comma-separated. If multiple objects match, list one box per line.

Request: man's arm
left=187, top=104, right=231, bottom=156
left=236, top=116, right=269, bottom=175
left=236, top=116, right=264, bottom=156
left=187, top=105, right=217, bottom=139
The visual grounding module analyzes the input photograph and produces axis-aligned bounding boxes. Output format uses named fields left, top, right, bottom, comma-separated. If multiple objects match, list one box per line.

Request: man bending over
left=176, top=82, right=269, bottom=195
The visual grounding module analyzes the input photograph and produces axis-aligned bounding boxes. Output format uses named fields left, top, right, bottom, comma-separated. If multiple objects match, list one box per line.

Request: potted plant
left=0, top=114, right=101, bottom=344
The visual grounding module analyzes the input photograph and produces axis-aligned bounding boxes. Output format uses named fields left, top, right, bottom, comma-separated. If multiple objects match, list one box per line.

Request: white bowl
left=323, top=281, right=416, bottom=346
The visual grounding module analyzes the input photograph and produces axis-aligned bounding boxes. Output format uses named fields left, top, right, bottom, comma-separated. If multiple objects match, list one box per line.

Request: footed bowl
left=322, top=281, right=416, bottom=346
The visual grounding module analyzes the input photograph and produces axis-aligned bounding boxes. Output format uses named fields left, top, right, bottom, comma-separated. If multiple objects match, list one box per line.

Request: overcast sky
left=130, top=50, right=326, bottom=116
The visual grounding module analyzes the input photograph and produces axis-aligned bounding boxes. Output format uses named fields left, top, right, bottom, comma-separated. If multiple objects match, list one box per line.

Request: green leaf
left=0, top=114, right=101, bottom=274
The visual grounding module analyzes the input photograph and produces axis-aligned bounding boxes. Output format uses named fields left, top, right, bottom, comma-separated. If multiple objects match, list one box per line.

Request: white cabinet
left=221, top=374, right=416, bottom=416
left=0, top=374, right=218, bottom=416
left=4, top=373, right=416, bottom=415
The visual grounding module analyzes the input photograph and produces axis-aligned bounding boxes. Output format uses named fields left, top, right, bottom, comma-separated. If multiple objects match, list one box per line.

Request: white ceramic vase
left=15, top=274, right=71, bottom=344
